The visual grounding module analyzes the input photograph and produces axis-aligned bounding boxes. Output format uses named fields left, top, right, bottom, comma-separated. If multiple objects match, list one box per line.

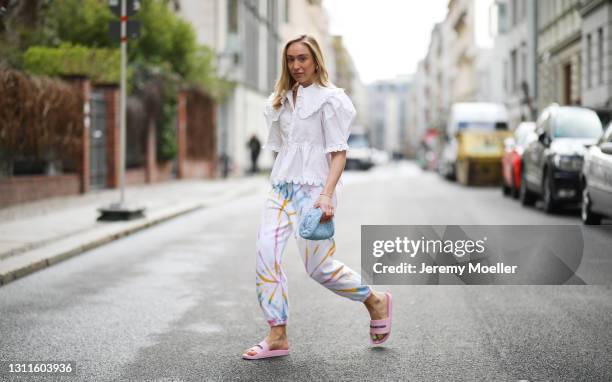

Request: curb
left=0, top=203, right=203, bottom=287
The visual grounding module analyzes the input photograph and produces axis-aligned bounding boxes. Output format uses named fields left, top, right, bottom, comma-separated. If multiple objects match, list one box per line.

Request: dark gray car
left=520, top=105, right=603, bottom=213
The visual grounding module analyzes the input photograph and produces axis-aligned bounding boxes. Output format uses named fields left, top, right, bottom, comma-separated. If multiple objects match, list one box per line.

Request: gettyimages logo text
left=371, top=236, right=487, bottom=258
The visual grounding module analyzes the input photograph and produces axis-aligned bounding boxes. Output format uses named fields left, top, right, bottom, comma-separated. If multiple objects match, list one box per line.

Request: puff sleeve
left=321, top=91, right=356, bottom=153
left=262, top=97, right=282, bottom=152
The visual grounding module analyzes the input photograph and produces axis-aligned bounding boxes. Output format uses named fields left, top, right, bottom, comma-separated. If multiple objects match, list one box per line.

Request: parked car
left=438, top=102, right=511, bottom=185
left=346, top=134, right=374, bottom=170
left=581, top=122, right=612, bottom=224
left=520, top=105, right=603, bottom=212
left=501, top=122, right=537, bottom=198
left=417, top=128, right=440, bottom=171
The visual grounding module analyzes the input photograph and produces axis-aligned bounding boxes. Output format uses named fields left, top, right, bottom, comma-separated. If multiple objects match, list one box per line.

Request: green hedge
left=23, top=43, right=120, bottom=83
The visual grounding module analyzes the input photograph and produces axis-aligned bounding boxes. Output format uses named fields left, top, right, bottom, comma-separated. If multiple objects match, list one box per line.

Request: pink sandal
left=242, top=340, right=289, bottom=360
left=370, top=292, right=393, bottom=345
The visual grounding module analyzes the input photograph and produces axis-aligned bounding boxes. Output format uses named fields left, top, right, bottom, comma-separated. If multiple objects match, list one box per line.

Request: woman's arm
left=314, top=150, right=346, bottom=222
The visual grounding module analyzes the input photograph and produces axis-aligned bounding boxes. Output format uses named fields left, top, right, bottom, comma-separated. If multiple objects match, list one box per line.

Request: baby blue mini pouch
left=299, top=208, right=334, bottom=240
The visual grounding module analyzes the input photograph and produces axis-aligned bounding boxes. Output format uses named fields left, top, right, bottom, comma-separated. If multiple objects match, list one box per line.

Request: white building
left=176, top=0, right=333, bottom=174
left=330, top=35, right=367, bottom=129
left=410, top=0, right=501, bottom=141
left=581, top=0, right=612, bottom=113
left=424, top=22, right=452, bottom=132
left=492, top=0, right=538, bottom=129
left=409, top=61, right=428, bottom=154
left=446, top=0, right=496, bottom=103
left=367, top=76, right=412, bottom=157
left=537, top=0, right=583, bottom=109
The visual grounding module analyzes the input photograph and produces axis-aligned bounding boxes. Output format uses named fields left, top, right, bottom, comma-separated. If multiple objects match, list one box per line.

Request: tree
left=45, top=0, right=114, bottom=48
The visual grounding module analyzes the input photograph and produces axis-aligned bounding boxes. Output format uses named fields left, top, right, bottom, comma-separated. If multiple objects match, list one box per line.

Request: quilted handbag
left=299, top=207, right=334, bottom=240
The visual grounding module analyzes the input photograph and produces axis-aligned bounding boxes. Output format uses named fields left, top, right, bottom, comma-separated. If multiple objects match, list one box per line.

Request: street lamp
left=98, top=0, right=145, bottom=221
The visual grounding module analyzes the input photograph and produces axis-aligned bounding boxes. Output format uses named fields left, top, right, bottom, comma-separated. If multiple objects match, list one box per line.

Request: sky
left=323, top=0, right=449, bottom=84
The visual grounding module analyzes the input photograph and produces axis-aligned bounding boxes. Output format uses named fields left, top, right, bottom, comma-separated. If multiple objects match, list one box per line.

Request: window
left=598, top=27, right=604, bottom=85
left=587, top=33, right=592, bottom=88
left=228, top=0, right=238, bottom=33
left=284, top=0, right=289, bottom=23
left=498, top=3, right=508, bottom=33
left=243, top=0, right=259, bottom=88
left=511, top=49, right=518, bottom=93
left=503, top=60, right=509, bottom=92
left=521, top=44, right=527, bottom=89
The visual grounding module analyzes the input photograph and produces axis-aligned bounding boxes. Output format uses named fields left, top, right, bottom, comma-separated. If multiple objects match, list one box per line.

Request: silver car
left=581, top=122, right=612, bottom=224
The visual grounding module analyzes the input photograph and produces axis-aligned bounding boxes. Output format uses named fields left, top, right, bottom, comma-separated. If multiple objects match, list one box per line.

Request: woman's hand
left=313, top=194, right=334, bottom=222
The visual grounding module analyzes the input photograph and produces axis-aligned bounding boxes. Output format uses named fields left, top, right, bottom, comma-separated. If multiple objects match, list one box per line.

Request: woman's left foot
left=365, top=291, right=389, bottom=342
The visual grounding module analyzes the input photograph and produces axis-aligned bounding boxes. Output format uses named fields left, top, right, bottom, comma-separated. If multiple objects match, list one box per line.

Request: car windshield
left=515, top=124, right=535, bottom=146
left=457, top=121, right=508, bottom=130
left=348, top=135, right=369, bottom=148
left=553, top=109, right=603, bottom=139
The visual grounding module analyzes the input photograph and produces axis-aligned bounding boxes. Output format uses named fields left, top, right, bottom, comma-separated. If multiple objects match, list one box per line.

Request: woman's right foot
left=243, top=334, right=289, bottom=357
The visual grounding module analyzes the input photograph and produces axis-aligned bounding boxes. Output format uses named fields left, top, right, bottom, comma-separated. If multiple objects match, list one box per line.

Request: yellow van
left=440, top=103, right=511, bottom=186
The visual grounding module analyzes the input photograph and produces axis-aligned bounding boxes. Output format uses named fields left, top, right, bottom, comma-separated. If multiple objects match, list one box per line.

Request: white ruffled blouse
left=263, top=83, right=356, bottom=186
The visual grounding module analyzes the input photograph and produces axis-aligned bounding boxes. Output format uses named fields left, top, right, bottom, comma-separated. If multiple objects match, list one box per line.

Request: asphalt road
left=1, top=162, right=611, bottom=381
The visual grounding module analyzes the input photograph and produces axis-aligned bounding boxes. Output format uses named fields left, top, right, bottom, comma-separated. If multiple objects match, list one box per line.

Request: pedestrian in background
left=242, top=34, right=393, bottom=360
left=247, top=134, right=261, bottom=174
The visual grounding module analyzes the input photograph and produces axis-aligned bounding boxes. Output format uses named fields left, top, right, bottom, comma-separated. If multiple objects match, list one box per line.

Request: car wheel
left=502, top=181, right=511, bottom=196
left=443, top=162, right=455, bottom=181
left=581, top=186, right=602, bottom=225
left=519, top=169, right=536, bottom=206
left=456, top=161, right=469, bottom=186
left=542, top=170, right=557, bottom=214
left=511, top=170, right=520, bottom=199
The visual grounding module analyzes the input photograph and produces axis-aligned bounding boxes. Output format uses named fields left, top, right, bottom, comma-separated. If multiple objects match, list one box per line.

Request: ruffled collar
left=266, top=83, right=347, bottom=120
left=286, top=83, right=346, bottom=119
left=286, top=83, right=327, bottom=101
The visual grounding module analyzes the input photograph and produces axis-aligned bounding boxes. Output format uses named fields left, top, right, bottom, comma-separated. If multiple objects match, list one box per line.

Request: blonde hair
left=272, top=35, right=331, bottom=109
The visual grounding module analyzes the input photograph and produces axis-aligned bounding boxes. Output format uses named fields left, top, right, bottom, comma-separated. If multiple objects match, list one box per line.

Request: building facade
left=367, top=77, right=412, bottom=157
left=177, top=0, right=334, bottom=174
left=446, top=0, right=496, bottom=103
left=176, top=0, right=283, bottom=173
left=425, top=23, right=452, bottom=132
left=581, top=0, right=612, bottom=112
left=409, top=0, right=500, bottom=143
left=492, top=0, right=538, bottom=128
left=330, top=35, right=367, bottom=129
left=537, top=0, right=583, bottom=109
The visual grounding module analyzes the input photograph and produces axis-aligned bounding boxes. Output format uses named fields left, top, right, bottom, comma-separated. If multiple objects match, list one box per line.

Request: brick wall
left=125, top=168, right=147, bottom=186
left=0, top=175, right=80, bottom=208
left=180, top=159, right=215, bottom=178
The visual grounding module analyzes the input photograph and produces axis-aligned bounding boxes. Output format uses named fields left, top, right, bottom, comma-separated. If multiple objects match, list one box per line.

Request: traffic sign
left=108, top=0, right=141, bottom=17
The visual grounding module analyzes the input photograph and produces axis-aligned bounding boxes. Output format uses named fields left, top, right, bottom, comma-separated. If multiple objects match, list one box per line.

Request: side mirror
left=538, top=132, right=550, bottom=147
left=601, top=142, right=612, bottom=155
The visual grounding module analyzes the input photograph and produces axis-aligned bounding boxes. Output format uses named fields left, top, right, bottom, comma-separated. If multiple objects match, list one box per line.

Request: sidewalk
left=0, top=175, right=269, bottom=286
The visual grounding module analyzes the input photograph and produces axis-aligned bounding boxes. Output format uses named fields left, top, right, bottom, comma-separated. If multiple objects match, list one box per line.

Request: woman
left=243, top=35, right=393, bottom=360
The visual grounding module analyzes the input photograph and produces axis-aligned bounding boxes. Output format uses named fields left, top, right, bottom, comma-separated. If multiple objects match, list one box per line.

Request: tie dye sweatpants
left=255, top=182, right=372, bottom=327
